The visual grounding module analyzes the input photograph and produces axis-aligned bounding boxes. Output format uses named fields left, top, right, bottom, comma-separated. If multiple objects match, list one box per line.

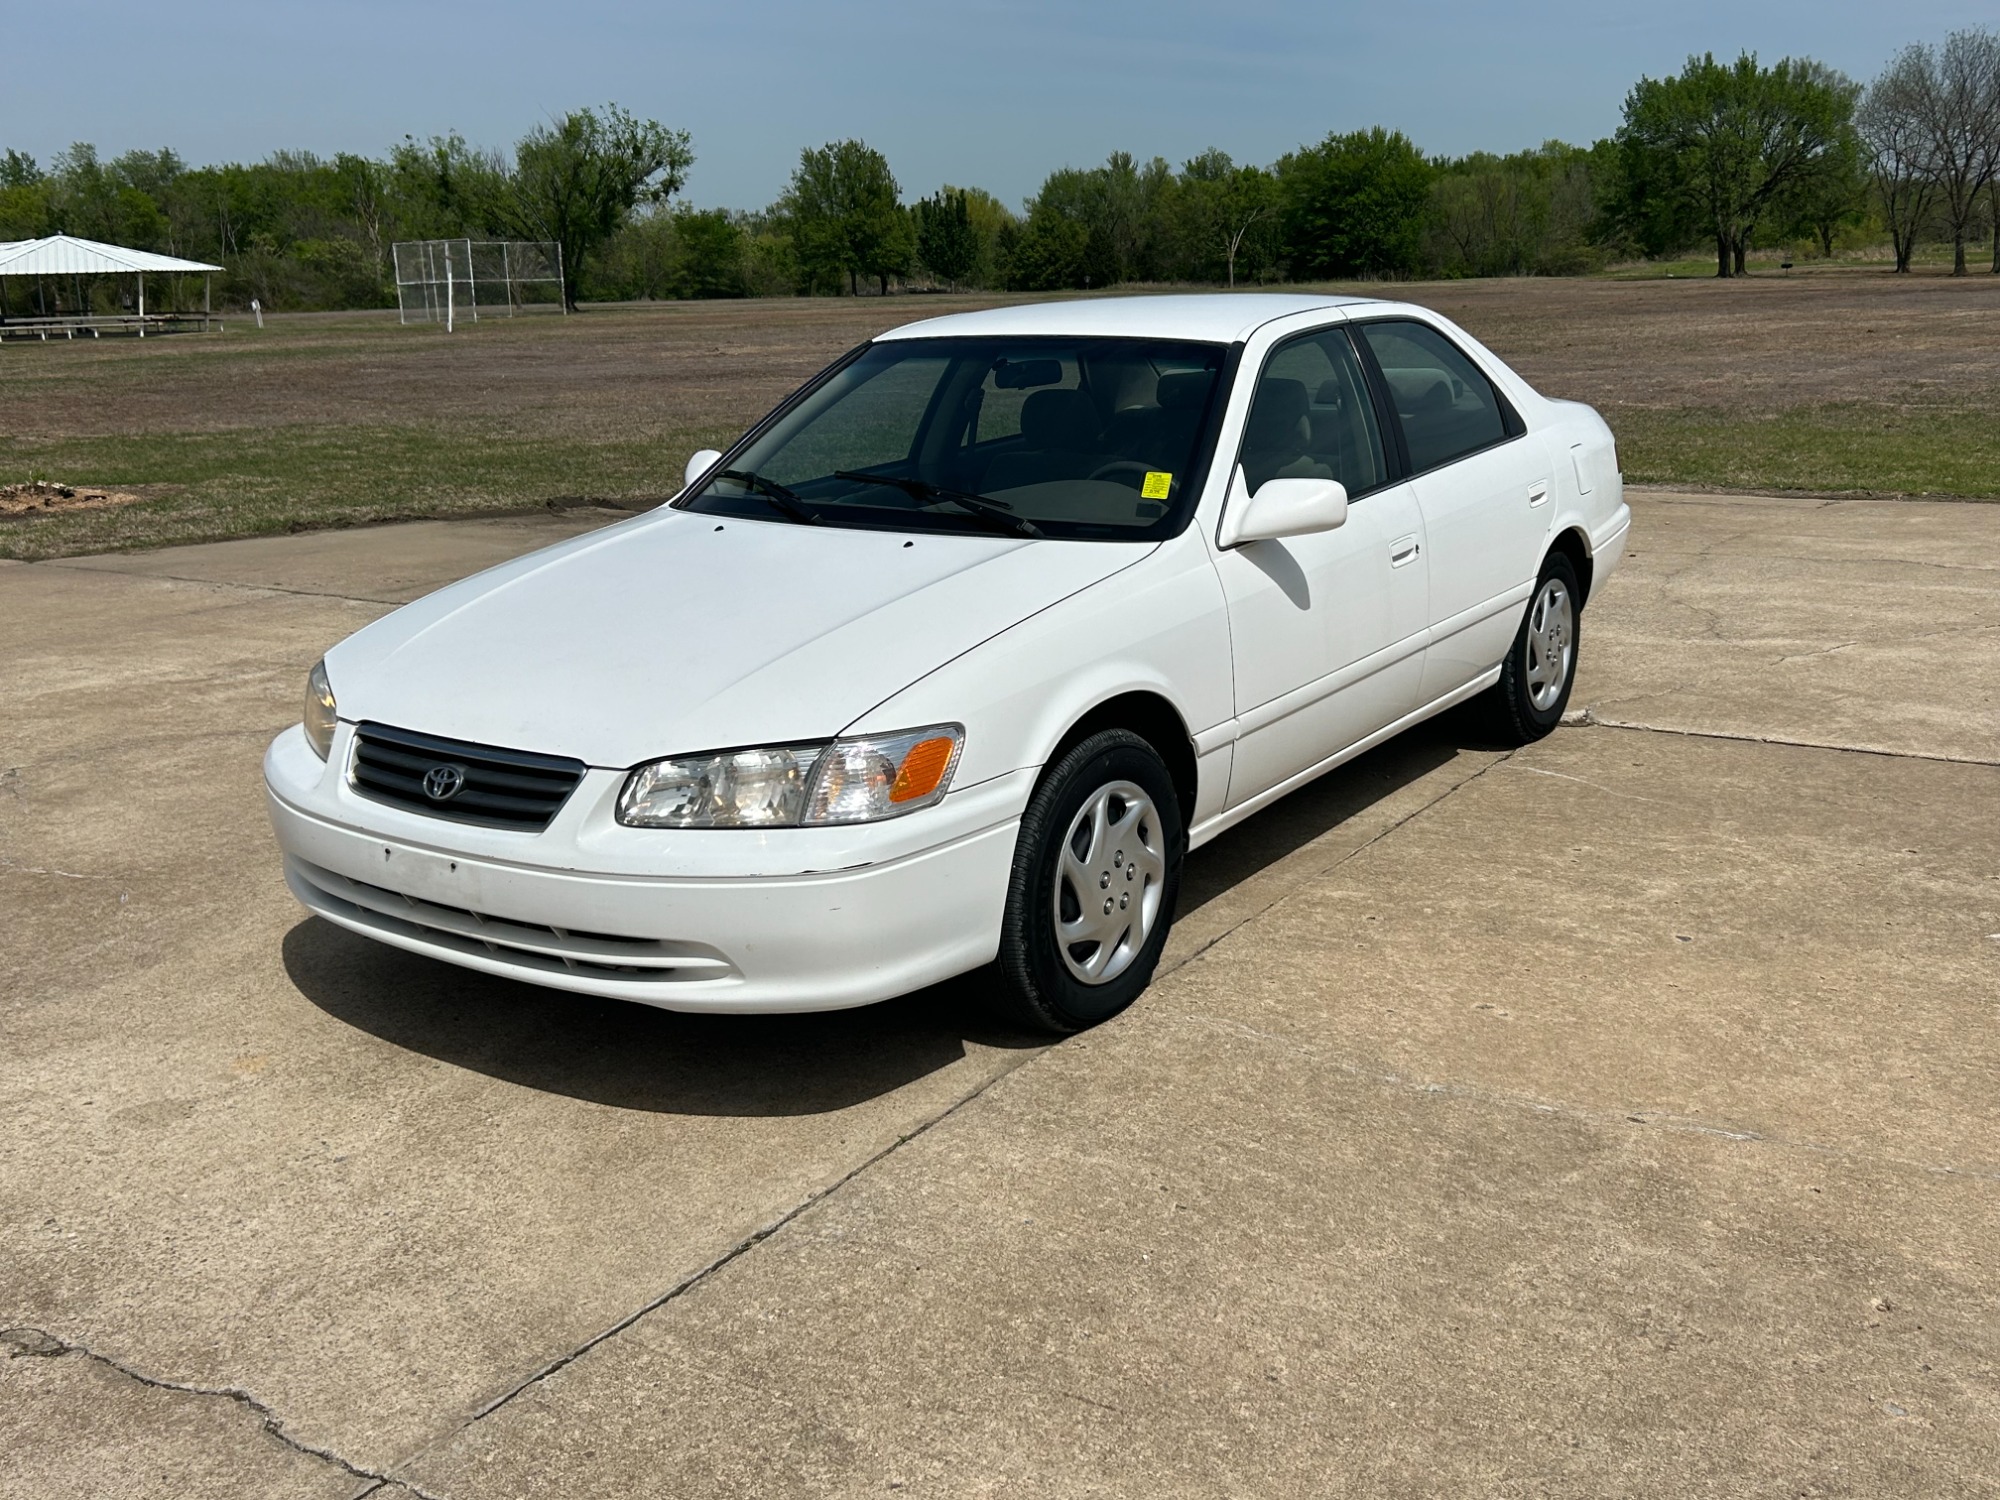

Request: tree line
left=1, top=27, right=1994, bottom=314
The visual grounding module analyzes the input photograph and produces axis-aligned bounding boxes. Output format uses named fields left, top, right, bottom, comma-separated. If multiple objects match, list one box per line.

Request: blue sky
left=5, top=1, right=1990, bottom=210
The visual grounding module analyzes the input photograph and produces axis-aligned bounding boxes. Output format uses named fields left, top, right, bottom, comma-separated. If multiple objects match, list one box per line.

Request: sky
left=5, top=0, right=1993, bottom=211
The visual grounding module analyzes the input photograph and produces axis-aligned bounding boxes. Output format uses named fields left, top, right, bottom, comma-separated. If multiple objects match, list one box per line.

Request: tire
left=1488, top=550, right=1581, bottom=745
left=995, top=729, right=1185, bottom=1035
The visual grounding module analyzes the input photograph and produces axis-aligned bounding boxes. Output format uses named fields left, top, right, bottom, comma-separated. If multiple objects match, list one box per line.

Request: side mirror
left=1218, top=470, right=1348, bottom=548
left=683, top=449, right=723, bottom=491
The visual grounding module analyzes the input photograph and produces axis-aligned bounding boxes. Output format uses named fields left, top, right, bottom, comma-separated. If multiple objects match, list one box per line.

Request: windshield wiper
left=719, top=468, right=821, bottom=526
left=833, top=471, right=1043, bottom=539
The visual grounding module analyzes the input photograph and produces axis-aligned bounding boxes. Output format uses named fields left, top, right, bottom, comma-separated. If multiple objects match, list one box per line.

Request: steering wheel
left=1086, top=460, right=1158, bottom=491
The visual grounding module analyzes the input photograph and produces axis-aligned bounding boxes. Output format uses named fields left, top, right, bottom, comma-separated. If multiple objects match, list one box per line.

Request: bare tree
left=1860, top=50, right=1943, bottom=273
left=1905, top=29, right=2000, bottom=275
left=1990, top=177, right=2000, bottom=272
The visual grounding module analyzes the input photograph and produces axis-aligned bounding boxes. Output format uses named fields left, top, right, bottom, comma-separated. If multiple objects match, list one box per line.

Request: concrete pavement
left=2, top=492, right=1996, bottom=1497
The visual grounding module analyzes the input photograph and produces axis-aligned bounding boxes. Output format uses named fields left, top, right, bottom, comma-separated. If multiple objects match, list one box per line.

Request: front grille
left=349, top=721, right=585, bottom=831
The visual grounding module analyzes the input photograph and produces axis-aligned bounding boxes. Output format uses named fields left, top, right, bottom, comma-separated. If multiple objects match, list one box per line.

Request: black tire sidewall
left=1000, top=731, right=1185, bottom=1033
left=1500, top=551, right=1582, bottom=741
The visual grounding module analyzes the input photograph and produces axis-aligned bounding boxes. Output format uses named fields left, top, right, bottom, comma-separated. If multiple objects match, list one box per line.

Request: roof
left=877, top=292, right=1381, bottom=345
left=0, top=235, right=222, bottom=276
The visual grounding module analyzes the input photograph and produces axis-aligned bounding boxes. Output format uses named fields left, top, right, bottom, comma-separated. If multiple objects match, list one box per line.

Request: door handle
left=1390, top=535, right=1420, bottom=567
left=1528, top=481, right=1551, bottom=508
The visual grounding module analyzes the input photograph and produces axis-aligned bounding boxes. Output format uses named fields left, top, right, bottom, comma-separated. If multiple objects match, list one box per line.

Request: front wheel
left=1488, top=551, right=1581, bottom=744
left=995, top=730, right=1184, bottom=1035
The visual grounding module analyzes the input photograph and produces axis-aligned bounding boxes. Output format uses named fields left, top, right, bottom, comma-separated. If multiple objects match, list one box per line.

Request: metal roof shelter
left=0, top=234, right=224, bottom=341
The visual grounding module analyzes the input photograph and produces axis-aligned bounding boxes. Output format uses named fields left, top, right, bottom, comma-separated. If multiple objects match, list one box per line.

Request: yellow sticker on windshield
left=1141, top=471, right=1173, bottom=500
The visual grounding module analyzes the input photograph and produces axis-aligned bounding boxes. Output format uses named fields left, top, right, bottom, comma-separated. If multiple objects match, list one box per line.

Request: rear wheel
left=1488, top=551, right=1581, bottom=744
left=995, top=730, right=1184, bottom=1035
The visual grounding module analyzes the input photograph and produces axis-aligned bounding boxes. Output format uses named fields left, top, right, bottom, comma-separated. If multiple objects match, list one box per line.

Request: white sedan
left=266, top=294, right=1629, bottom=1033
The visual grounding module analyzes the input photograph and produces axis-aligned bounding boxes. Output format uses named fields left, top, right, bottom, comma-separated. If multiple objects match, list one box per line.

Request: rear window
left=1359, top=321, right=1510, bottom=473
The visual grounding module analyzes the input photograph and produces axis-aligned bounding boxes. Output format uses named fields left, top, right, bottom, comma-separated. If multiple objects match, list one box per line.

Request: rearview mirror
left=683, top=449, right=723, bottom=491
left=1218, top=472, right=1348, bottom=548
left=992, top=358, right=1062, bottom=390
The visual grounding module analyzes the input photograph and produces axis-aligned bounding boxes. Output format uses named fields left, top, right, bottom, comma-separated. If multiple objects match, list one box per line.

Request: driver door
left=1210, top=327, right=1429, bottom=808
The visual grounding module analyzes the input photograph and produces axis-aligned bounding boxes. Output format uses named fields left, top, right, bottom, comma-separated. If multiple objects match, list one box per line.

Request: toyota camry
left=265, top=294, right=1629, bottom=1033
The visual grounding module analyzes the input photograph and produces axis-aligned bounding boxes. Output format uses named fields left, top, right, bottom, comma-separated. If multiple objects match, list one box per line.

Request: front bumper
left=265, top=725, right=1027, bottom=1012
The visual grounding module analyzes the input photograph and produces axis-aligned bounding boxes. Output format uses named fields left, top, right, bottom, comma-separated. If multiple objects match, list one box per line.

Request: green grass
left=7, top=402, right=1991, bottom=563
left=1610, top=403, right=2000, bottom=500
left=0, top=422, right=736, bottom=560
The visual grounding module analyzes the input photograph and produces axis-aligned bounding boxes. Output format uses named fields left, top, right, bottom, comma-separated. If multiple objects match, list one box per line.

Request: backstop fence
left=393, top=240, right=565, bottom=328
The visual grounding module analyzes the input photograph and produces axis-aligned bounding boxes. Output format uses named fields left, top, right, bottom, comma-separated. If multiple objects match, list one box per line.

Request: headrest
left=1245, top=378, right=1311, bottom=451
left=1386, top=367, right=1453, bottom=413
left=1020, top=388, right=1099, bottom=451
left=1156, top=370, right=1212, bottom=411
left=1314, top=379, right=1347, bottom=408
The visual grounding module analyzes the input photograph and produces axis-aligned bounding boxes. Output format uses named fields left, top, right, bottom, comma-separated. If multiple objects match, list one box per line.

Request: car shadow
left=1180, top=702, right=1491, bottom=911
left=282, top=701, right=1500, bottom=1118
left=282, top=918, right=1036, bottom=1117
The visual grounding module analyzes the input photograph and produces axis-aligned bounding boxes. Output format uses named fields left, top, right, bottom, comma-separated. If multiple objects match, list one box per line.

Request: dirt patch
left=0, top=481, right=145, bottom=518
left=3, top=275, right=1996, bottom=444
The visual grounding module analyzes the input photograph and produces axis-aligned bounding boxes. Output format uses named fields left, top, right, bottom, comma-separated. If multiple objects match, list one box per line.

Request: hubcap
left=1053, top=780, right=1166, bottom=985
left=1524, top=577, right=1574, bottom=712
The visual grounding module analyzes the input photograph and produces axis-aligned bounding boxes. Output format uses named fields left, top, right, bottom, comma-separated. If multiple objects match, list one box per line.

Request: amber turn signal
left=890, top=736, right=957, bottom=803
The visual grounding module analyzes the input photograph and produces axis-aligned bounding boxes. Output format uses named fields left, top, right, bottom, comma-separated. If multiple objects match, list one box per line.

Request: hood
left=327, top=508, right=1151, bottom=767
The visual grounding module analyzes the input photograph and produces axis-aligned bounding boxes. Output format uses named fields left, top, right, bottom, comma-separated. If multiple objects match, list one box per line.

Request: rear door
left=1356, top=319, right=1552, bottom=703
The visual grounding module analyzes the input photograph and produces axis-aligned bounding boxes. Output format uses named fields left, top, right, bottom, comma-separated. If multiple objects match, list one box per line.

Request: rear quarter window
left=1359, top=321, right=1510, bottom=474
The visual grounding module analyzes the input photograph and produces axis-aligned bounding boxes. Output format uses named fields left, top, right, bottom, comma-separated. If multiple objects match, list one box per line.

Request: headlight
left=618, top=743, right=822, bottom=828
left=616, top=725, right=963, bottom=828
left=303, top=660, right=338, bottom=760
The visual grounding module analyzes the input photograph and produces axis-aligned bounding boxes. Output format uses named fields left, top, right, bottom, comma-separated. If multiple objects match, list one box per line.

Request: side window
left=1238, top=329, right=1387, bottom=495
left=1358, top=321, right=1509, bottom=474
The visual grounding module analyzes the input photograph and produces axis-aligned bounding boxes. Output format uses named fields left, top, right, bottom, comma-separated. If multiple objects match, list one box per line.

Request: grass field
left=3, top=269, right=1997, bottom=560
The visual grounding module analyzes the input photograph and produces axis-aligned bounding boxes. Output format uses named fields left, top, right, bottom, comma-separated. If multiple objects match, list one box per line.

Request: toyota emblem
left=422, top=763, right=468, bottom=802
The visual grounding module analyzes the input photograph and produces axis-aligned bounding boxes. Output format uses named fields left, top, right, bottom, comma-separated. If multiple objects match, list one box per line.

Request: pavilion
left=0, top=234, right=224, bottom=341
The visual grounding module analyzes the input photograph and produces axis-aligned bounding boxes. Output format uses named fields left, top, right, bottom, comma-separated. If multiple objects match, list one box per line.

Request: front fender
left=845, top=530, right=1235, bottom=826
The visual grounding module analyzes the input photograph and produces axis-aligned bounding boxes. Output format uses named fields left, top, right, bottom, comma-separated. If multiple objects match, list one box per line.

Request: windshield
left=679, top=336, right=1229, bottom=541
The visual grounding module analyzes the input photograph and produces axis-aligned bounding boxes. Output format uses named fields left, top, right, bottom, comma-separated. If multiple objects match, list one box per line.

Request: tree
left=389, top=131, right=517, bottom=241
left=506, top=105, right=693, bottom=308
left=1617, top=53, right=1859, bottom=278
left=1423, top=142, right=1606, bottom=278
left=1899, top=30, right=2000, bottom=275
left=1771, top=66, right=1869, bottom=257
left=940, top=186, right=1015, bottom=288
left=1991, top=176, right=2000, bottom=273
left=1277, top=128, right=1434, bottom=279
left=0, top=150, right=48, bottom=239
left=1859, top=51, right=1943, bottom=272
left=781, top=140, right=910, bottom=295
left=914, top=188, right=980, bottom=289
left=674, top=208, right=749, bottom=297
left=1176, top=150, right=1278, bottom=286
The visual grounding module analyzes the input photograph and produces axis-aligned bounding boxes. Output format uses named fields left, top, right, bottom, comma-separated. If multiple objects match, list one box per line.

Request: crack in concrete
left=0, top=1326, right=444, bottom=1499
left=1497, top=762, right=1677, bottom=805
left=39, top=558, right=406, bottom=608
left=1773, top=641, right=1858, bottom=664
left=1567, top=708, right=2000, bottom=768
left=375, top=754, right=1514, bottom=1483
left=377, top=1045, right=1051, bottom=1482
left=0, top=856, right=111, bottom=881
